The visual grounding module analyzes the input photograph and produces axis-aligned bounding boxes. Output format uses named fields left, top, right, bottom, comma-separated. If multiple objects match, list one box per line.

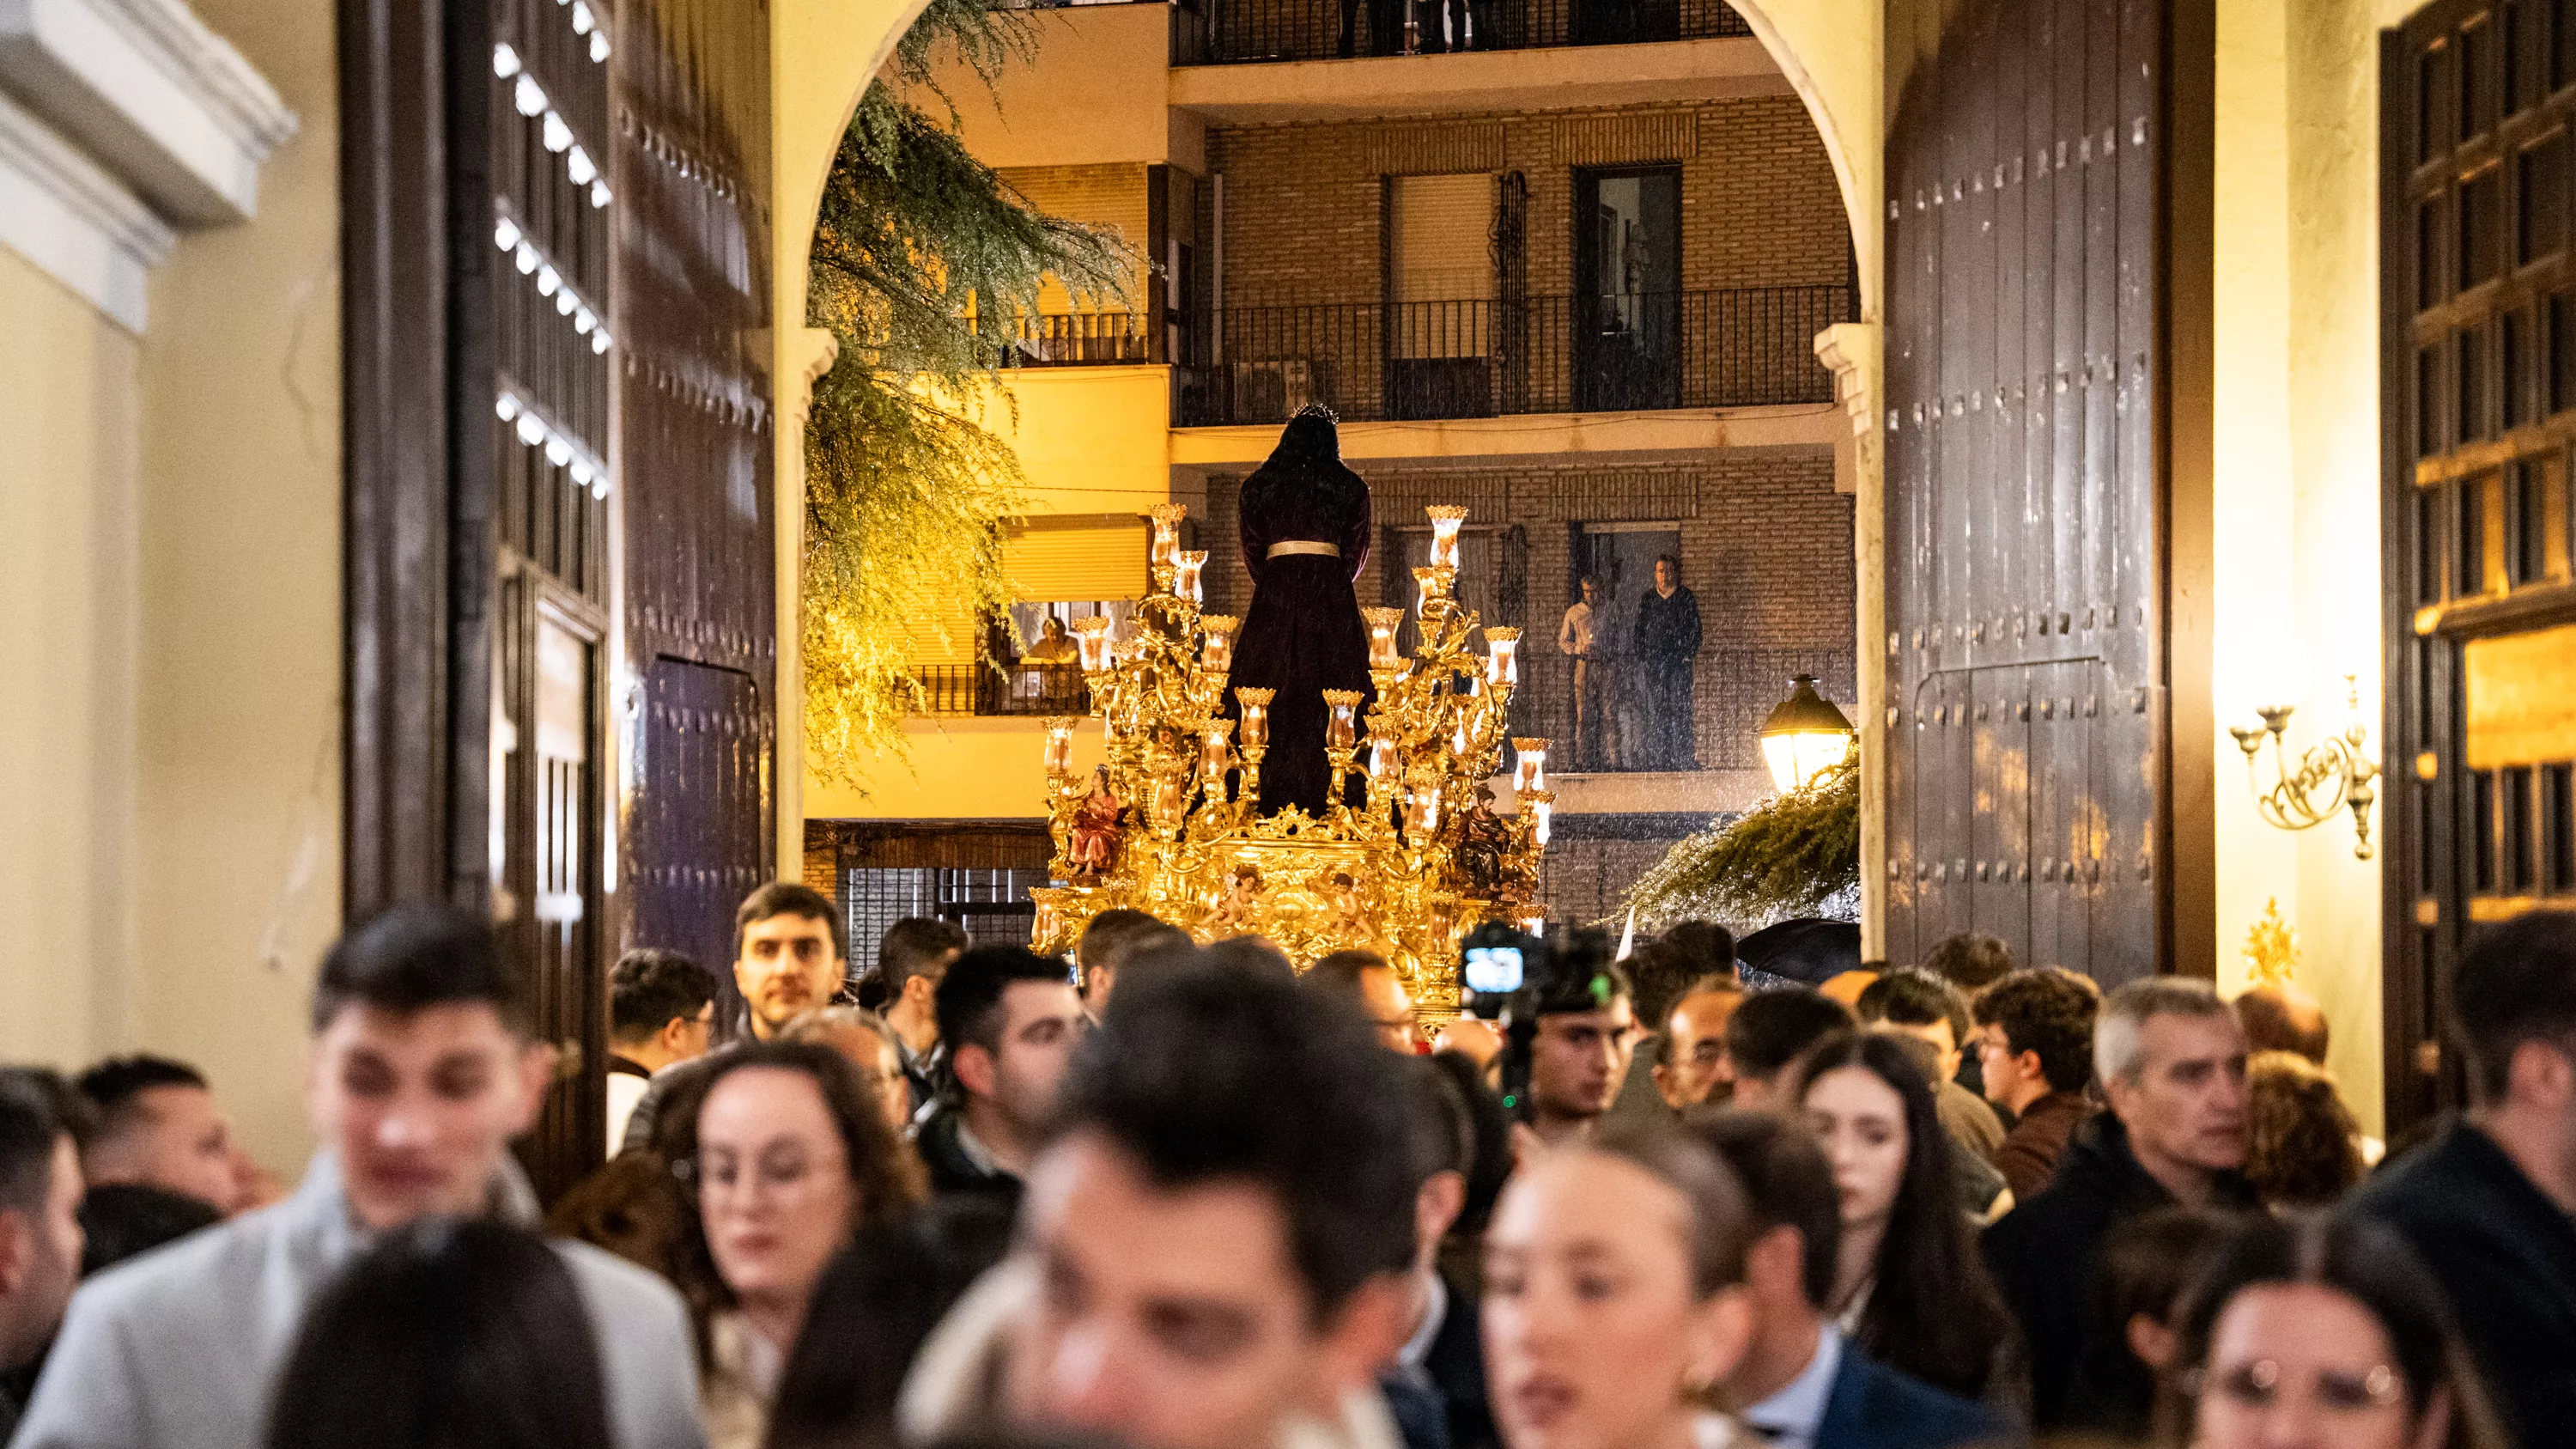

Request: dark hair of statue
left=1794, top=1031, right=2016, bottom=1399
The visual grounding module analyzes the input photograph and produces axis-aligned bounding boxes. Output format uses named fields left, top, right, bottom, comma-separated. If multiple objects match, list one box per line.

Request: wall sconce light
left=2229, top=673, right=2380, bottom=859
left=1758, top=674, right=1854, bottom=792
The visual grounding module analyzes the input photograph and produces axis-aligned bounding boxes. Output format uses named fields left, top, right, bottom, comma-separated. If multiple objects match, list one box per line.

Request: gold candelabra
left=1029, top=503, right=1550, bottom=1012
left=2228, top=673, right=2381, bottom=861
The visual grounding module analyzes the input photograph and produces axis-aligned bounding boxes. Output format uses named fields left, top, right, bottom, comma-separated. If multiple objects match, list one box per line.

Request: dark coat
left=1815, top=1348, right=2006, bottom=1449
left=1632, top=584, right=1701, bottom=663
left=1381, top=1275, right=1498, bottom=1449
left=914, top=1099, right=1025, bottom=1214
left=2350, top=1118, right=2576, bottom=1449
left=1980, top=1111, right=2257, bottom=1431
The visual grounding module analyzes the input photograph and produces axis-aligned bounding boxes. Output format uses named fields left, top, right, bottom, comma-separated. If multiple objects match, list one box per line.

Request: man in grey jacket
left=14, top=905, right=706, bottom=1449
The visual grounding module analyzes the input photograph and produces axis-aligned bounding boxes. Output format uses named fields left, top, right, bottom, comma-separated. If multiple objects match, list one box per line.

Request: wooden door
left=1882, top=0, right=2173, bottom=986
left=2384, top=0, right=2576, bottom=1133
left=341, top=0, right=772, bottom=1199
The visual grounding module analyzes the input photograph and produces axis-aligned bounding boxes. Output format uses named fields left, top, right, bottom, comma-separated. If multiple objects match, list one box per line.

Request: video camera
left=1457, top=919, right=1619, bottom=1122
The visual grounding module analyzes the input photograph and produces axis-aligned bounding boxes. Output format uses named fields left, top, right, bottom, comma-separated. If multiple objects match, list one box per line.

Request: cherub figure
left=1206, top=861, right=1265, bottom=935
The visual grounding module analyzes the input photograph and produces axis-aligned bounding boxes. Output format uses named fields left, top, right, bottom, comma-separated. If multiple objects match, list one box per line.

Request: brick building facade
left=1199, top=94, right=1850, bottom=309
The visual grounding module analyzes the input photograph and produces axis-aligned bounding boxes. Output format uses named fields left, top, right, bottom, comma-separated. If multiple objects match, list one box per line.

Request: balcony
left=913, top=662, right=1091, bottom=716
left=1175, top=285, right=1845, bottom=428
left=1173, top=0, right=1750, bottom=65
left=996, top=309, right=1158, bottom=367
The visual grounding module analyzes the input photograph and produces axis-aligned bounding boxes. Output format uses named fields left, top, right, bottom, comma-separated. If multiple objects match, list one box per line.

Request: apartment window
left=1387, top=174, right=1498, bottom=419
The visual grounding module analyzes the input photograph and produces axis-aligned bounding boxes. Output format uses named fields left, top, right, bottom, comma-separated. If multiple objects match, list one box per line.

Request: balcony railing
left=994, top=309, right=1157, bottom=367
left=1173, top=0, right=1750, bottom=65
left=1175, top=286, right=1846, bottom=427
left=913, top=662, right=1091, bottom=716
left=1510, top=646, right=1857, bottom=774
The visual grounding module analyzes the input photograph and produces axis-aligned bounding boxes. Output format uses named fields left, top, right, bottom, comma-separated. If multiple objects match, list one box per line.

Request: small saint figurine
left=1454, top=792, right=1513, bottom=897
left=1069, top=765, right=1121, bottom=881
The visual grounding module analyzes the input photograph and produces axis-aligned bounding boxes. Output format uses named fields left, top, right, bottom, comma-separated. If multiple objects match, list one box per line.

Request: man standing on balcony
left=1558, top=577, right=1599, bottom=770
left=1634, top=555, right=1701, bottom=770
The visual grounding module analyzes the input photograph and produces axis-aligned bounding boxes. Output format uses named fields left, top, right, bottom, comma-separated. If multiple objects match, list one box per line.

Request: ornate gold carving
left=1034, top=505, right=1549, bottom=1012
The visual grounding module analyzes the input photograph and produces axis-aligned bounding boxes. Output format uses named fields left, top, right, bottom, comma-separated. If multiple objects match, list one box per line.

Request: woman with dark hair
left=2160, top=1215, right=2506, bottom=1449
left=1795, top=1031, right=2020, bottom=1403
left=267, top=1219, right=612, bottom=1449
left=665, top=1041, right=927, bottom=1449
left=1223, top=405, right=1374, bottom=816
left=764, top=1197, right=1015, bottom=1449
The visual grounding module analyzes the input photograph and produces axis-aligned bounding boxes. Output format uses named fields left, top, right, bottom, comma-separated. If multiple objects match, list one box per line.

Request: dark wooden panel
left=1883, top=0, right=2173, bottom=987
left=614, top=0, right=778, bottom=1004
left=2384, top=0, right=2576, bottom=1133
left=630, top=658, right=772, bottom=1031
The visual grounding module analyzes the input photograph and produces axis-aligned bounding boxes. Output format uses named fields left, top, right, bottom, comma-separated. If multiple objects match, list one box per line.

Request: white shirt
left=1393, top=1271, right=1449, bottom=1385
left=1742, top=1325, right=1844, bottom=1449
left=1559, top=600, right=1595, bottom=656
left=606, top=1070, right=650, bottom=1156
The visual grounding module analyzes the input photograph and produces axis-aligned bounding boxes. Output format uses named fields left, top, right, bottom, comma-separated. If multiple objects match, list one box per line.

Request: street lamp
left=1759, top=674, right=1854, bottom=792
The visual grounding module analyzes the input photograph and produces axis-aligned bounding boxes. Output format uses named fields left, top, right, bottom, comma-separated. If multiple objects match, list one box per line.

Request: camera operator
left=1520, top=943, right=1639, bottom=1147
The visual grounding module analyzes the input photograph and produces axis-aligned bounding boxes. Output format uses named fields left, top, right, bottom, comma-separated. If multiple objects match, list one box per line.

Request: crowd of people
left=2, top=882, right=2573, bottom=1449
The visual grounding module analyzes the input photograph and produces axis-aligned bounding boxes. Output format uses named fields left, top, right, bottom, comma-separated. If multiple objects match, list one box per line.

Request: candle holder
left=1235, top=686, right=1273, bottom=806
left=1512, top=737, right=1549, bottom=793
left=1043, top=716, right=1078, bottom=778
left=1522, top=788, right=1554, bottom=847
left=1199, top=718, right=1236, bottom=808
left=1073, top=616, right=1115, bottom=674
left=1175, top=550, right=1208, bottom=606
left=1199, top=615, right=1239, bottom=673
left=1147, top=503, right=1187, bottom=594
left=1147, top=503, right=1186, bottom=568
left=1363, top=606, right=1406, bottom=669
left=1426, top=505, right=1467, bottom=569
left=1485, top=627, right=1522, bottom=688
left=1413, top=564, right=1452, bottom=619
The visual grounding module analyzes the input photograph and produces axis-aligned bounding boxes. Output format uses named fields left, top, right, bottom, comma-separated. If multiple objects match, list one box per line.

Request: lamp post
left=1758, top=674, right=1854, bottom=792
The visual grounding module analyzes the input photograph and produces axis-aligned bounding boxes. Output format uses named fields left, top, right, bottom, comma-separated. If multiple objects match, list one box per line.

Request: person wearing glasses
left=664, top=1043, right=925, bottom=1449
left=2157, top=1215, right=2506, bottom=1449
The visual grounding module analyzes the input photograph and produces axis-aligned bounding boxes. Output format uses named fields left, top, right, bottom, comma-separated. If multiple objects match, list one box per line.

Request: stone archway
left=763, top=0, right=1893, bottom=941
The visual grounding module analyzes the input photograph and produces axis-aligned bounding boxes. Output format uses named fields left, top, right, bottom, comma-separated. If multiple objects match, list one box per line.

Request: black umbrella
left=1735, top=917, right=1862, bottom=988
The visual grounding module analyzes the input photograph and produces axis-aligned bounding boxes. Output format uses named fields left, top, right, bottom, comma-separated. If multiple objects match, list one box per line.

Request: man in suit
left=2353, top=910, right=2576, bottom=1449
left=1379, top=1058, right=1498, bottom=1449
left=1693, top=1111, right=1998, bottom=1449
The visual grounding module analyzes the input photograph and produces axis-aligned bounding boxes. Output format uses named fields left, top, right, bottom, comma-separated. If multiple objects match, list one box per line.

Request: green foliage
left=1618, top=758, right=1862, bottom=931
left=802, top=5, right=1135, bottom=786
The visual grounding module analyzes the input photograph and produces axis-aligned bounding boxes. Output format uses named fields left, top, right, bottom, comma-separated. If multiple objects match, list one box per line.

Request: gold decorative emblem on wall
left=2243, top=897, right=2298, bottom=989
left=1028, top=504, right=1547, bottom=1014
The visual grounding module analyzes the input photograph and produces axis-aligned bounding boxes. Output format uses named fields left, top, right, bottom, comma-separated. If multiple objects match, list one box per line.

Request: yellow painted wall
left=987, top=366, right=1174, bottom=514
left=129, top=0, right=345, bottom=1172
left=0, top=0, right=341, bottom=1173
left=805, top=715, right=1107, bottom=819
left=2198, top=0, right=2403, bottom=1131
left=920, top=3, right=1176, bottom=170
left=0, top=244, right=143, bottom=1073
